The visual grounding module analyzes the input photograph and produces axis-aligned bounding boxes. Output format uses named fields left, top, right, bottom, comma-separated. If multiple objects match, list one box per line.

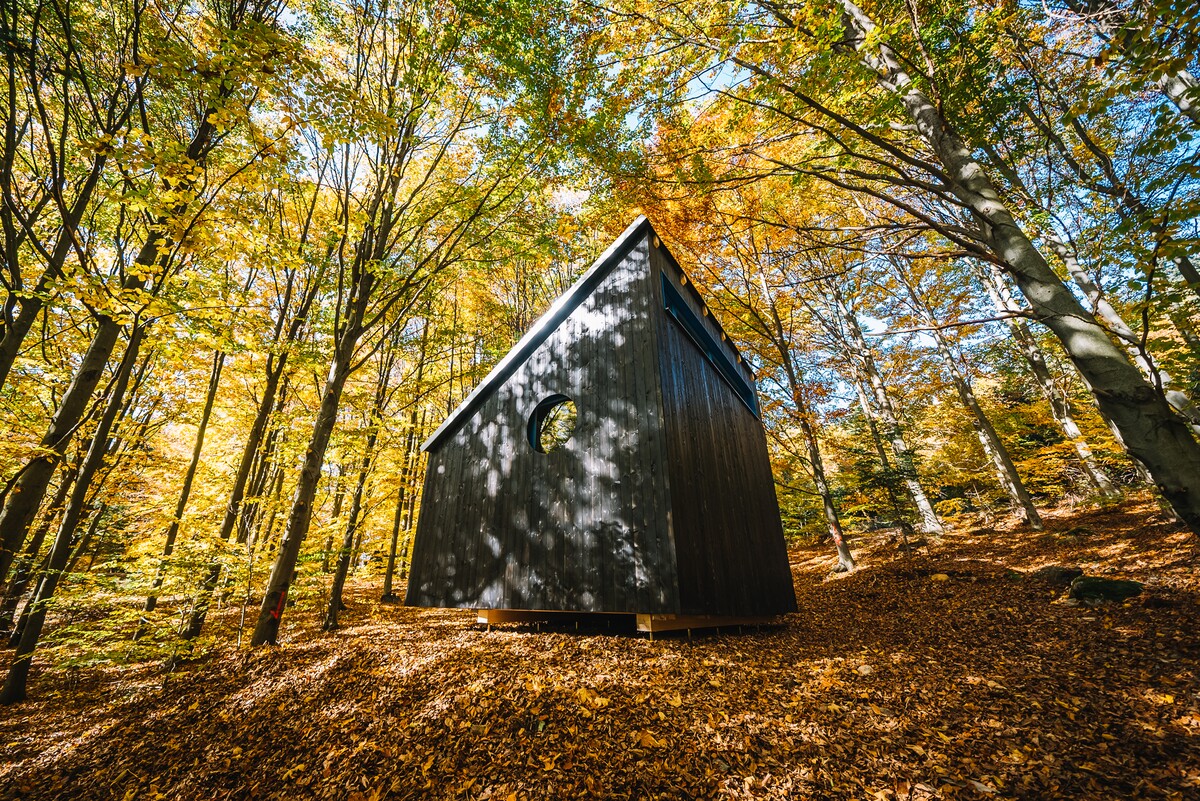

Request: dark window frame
left=661, top=274, right=760, bottom=417
left=527, top=394, right=577, bottom=453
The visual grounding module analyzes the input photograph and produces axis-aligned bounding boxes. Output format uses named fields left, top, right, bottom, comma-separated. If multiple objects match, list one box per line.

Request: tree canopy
left=0, top=0, right=1197, bottom=729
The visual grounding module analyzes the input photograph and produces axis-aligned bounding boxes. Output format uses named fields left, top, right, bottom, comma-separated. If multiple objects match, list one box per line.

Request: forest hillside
left=1, top=498, right=1197, bottom=800
left=2, top=0, right=1200, bottom=796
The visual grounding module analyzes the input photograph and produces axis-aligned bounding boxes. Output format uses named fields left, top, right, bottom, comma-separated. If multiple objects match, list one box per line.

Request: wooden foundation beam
left=475, top=609, right=782, bottom=635
left=635, top=614, right=778, bottom=633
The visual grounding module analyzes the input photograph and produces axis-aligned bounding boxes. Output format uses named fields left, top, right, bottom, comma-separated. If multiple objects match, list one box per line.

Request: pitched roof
left=422, top=216, right=653, bottom=452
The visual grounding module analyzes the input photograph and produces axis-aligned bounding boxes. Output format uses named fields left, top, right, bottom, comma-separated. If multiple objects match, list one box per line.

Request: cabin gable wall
left=406, top=235, right=678, bottom=614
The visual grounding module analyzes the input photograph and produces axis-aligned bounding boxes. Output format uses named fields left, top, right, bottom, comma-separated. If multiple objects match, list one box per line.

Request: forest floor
left=1, top=496, right=1198, bottom=800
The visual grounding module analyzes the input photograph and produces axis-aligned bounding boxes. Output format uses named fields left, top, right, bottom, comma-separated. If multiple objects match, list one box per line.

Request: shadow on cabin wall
left=405, top=219, right=796, bottom=620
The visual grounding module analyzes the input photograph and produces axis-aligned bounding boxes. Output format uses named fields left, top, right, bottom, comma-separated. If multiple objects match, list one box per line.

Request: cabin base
left=475, top=608, right=780, bottom=635
left=476, top=609, right=629, bottom=627
left=634, top=614, right=778, bottom=633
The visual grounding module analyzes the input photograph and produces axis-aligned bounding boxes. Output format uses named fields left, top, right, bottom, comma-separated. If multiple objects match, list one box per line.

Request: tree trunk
left=974, top=260, right=1119, bottom=497
left=833, top=0, right=1200, bottom=532
left=64, top=506, right=104, bottom=575
left=324, top=442, right=374, bottom=629
left=852, top=381, right=918, bottom=536
left=761, top=276, right=854, bottom=569
left=381, top=319, right=429, bottom=599
left=239, top=378, right=291, bottom=545
left=1156, top=69, right=1200, bottom=126
left=897, top=267, right=1043, bottom=527
left=324, top=328, right=401, bottom=628
left=321, top=467, right=346, bottom=573
left=252, top=350, right=356, bottom=645
left=0, top=322, right=143, bottom=703
left=0, top=463, right=77, bottom=636
left=251, top=253, right=373, bottom=647
left=0, top=112, right=220, bottom=583
left=827, top=284, right=944, bottom=535
left=220, top=261, right=322, bottom=542
left=381, top=418, right=419, bottom=601
left=1049, top=237, right=1200, bottom=435
left=0, top=315, right=126, bottom=584
left=220, top=355, right=287, bottom=542
left=141, top=351, right=224, bottom=618
left=254, top=464, right=287, bottom=553
left=349, top=478, right=374, bottom=573
left=1061, top=0, right=1200, bottom=127
left=397, top=439, right=423, bottom=582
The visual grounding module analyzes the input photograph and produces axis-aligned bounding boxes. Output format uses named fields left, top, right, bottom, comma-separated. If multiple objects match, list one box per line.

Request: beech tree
left=606, top=0, right=1200, bottom=531
left=250, top=0, right=551, bottom=645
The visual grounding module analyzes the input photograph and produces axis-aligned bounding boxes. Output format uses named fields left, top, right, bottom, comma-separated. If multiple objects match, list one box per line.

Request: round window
left=528, top=395, right=577, bottom=454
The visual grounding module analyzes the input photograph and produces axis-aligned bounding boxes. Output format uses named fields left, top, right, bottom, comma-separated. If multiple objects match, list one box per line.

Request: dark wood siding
left=406, top=233, right=679, bottom=613
left=650, top=242, right=797, bottom=617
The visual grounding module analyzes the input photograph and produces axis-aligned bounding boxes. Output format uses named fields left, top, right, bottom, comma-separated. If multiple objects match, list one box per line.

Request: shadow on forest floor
left=0, top=494, right=1198, bottom=800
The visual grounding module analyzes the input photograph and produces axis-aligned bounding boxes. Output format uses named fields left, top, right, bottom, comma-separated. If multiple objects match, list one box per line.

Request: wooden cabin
left=405, top=217, right=796, bottom=632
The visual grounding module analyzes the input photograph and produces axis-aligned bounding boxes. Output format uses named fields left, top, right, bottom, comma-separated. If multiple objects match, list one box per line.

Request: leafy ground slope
left=1, top=497, right=1198, bottom=800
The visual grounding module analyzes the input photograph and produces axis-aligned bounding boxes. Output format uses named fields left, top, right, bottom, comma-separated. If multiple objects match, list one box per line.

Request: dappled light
left=1, top=0, right=1198, bottom=797
left=3, top=497, right=1199, bottom=799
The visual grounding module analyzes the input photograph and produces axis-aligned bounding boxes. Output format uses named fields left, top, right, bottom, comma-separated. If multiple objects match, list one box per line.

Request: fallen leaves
left=0, top=497, right=1198, bottom=799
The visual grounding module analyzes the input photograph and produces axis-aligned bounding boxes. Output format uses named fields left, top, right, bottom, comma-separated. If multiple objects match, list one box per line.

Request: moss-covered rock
left=1068, top=576, right=1144, bottom=602
left=1029, top=565, right=1084, bottom=587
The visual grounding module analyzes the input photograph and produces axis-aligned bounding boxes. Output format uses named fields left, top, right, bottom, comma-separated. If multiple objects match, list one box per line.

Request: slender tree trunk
left=939, top=335, right=1043, bottom=527
left=325, top=328, right=400, bottom=627
left=975, top=260, right=1119, bottom=497
left=0, top=316, right=125, bottom=584
left=829, top=0, right=1200, bottom=531
left=381, top=418, right=419, bottom=601
left=64, top=506, right=103, bottom=574
left=0, top=465, right=76, bottom=636
left=252, top=350, right=357, bottom=644
left=220, top=262, right=322, bottom=542
left=321, top=467, right=346, bottom=573
left=761, top=277, right=854, bottom=569
left=396, top=412, right=429, bottom=582
left=796, top=404, right=855, bottom=568
left=349, top=477, right=374, bottom=573
left=141, top=351, right=224, bottom=618
left=896, top=267, right=1043, bottom=527
left=220, top=355, right=287, bottom=542
left=1156, top=69, right=1200, bottom=126
left=1, top=323, right=143, bottom=703
left=828, top=285, right=944, bottom=535
left=239, top=378, right=290, bottom=545
left=252, top=258, right=372, bottom=645
left=852, top=381, right=918, bottom=536
left=256, top=463, right=287, bottom=552
left=323, top=471, right=367, bottom=631
left=0, top=114, right=219, bottom=583
left=397, top=431, right=423, bottom=581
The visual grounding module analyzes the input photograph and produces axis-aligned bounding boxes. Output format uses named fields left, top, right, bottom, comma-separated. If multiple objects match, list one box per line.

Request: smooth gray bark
left=832, top=0, right=1200, bottom=531
left=894, top=267, right=1043, bottom=527
left=827, top=284, right=944, bottom=535
left=974, top=260, right=1119, bottom=497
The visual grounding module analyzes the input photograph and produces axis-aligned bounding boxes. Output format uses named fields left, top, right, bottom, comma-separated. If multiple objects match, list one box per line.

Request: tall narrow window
left=661, top=274, right=760, bottom=416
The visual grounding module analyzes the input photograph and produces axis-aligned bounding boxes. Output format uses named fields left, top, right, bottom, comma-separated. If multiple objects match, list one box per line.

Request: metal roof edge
left=421, top=215, right=651, bottom=452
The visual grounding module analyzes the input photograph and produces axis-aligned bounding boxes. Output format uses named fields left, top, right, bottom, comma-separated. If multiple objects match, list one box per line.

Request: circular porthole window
left=528, top=394, right=577, bottom=454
